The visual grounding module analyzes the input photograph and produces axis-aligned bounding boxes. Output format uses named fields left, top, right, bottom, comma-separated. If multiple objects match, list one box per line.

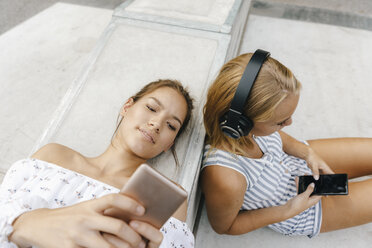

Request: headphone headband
left=220, top=49, right=270, bottom=139
left=230, top=49, right=270, bottom=114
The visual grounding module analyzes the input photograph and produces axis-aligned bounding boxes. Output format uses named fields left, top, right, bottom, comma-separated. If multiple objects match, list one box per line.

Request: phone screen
left=298, top=174, right=348, bottom=195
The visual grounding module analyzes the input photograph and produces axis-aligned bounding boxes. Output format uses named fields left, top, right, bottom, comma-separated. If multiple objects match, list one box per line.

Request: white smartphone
left=119, top=164, right=187, bottom=229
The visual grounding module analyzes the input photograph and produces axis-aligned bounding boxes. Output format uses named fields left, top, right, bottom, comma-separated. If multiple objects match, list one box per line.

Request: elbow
left=205, top=209, right=239, bottom=235
left=210, top=217, right=248, bottom=235
left=212, top=226, right=226, bottom=235
left=209, top=222, right=234, bottom=235
left=212, top=227, right=229, bottom=235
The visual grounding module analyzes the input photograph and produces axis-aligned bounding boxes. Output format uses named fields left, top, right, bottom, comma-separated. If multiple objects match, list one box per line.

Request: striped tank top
left=202, top=132, right=322, bottom=237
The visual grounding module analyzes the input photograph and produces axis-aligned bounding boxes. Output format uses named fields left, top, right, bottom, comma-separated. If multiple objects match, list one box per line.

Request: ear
left=120, top=98, right=134, bottom=116
left=164, top=141, right=174, bottom=152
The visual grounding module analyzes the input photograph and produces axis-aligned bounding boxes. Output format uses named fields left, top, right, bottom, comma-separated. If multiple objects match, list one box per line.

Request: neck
left=217, top=133, right=256, bottom=155
left=88, top=142, right=146, bottom=177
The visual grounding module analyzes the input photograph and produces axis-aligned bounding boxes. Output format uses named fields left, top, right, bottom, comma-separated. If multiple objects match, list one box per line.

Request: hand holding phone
left=298, top=174, right=348, bottom=196
left=117, top=164, right=187, bottom=229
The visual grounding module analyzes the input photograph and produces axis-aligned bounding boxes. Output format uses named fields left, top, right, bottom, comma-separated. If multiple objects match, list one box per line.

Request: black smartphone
left=298, top=174, right=348, bottom=195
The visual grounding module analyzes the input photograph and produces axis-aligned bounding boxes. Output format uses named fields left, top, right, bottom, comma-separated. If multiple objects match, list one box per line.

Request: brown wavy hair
left=203, top=53, right=301, bottom=156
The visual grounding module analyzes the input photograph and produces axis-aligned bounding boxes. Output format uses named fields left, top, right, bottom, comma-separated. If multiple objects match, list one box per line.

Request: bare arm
left=279, top=131, right=334, bottom=177
left=279, top=131, right=309, bottom=159
left=172, top=199, right=187, bottom=221
left=201, top=165, right=320, bottom=235
left=167, top=179, right=188, bottom=222
left=8, top=144, right=163, bottom=248
left=9, top=194, right=154, bottom=248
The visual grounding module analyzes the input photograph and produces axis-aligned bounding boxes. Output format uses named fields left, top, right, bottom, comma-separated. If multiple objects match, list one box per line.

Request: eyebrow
left=149, top=97, right=183, bottom=126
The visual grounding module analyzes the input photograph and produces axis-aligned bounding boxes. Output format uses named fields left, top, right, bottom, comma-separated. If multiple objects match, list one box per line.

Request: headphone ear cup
left=219, top=113, right=227, bottom=125
left=237, top=115, right=254, bottom=137
left=219, top=112, right=240, bottom=139
left=219, top=111, right=254, bottom=138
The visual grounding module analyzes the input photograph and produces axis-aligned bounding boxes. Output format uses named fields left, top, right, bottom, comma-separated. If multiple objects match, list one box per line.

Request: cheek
left=126, top=108, right=148, bottom=126
left=161, top=131, right=177, bottom=146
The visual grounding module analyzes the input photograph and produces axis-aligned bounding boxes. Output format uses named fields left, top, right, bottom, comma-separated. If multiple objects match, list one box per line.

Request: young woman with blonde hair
left=0, top=79, right=195, bottom=248
left=201, top=51, right=372, bottom=237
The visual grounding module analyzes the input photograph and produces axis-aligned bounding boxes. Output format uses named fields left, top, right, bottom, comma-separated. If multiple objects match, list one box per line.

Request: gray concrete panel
left=0, top=0, right=122, bottom=36
left=33, top=17, right=231, bottom=228
left=114, top=0, right=237, bottom=32
left=0, top=3, right=112, bottom=172
left=48, top=19, right=223, bottom=159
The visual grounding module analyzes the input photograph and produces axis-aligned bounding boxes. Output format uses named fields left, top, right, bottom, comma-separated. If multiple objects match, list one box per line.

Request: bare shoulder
left=31, top=143, right=82, bottom=170
left=201, top=165, right=247, bottom=196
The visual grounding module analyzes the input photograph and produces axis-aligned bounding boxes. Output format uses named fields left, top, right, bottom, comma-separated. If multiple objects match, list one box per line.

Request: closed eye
left=167, top=122, right=176, bottom=131
left=146, top=105, right=156, bottom=112
left=277, top=117, right=291, bottom=126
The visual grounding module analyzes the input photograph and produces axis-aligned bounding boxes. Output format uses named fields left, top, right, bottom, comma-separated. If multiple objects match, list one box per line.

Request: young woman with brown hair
left=0, top=79, right=195, bottom=248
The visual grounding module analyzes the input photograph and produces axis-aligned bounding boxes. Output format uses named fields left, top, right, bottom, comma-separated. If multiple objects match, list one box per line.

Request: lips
left=139, top=128, right=155, bottom=144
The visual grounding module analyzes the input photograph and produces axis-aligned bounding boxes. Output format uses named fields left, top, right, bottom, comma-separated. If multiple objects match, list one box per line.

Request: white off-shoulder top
left=0, top=158, right=194, bottom=247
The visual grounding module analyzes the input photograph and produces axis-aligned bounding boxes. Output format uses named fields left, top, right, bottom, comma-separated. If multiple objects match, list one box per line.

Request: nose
left=148, top=118, right=160, bottom=133
left=285, top=118, right=292, bottom=127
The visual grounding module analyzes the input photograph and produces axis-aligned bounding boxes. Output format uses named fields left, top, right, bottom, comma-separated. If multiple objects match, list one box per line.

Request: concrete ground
left=0, top=0, right=122, bottom=35
left=251, top=0, right=372, bottom=31
left=2, top=0, right=372, bottom=35
left=1, top=0, right=372, bottom=247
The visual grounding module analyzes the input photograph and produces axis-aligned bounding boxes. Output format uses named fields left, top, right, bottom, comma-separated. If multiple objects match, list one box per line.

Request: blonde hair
left=203, top=53, right=301, bottom=156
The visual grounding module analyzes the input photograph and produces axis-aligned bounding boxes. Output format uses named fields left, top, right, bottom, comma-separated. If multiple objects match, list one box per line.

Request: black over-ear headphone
left=220, top=49, right=270, bottom=139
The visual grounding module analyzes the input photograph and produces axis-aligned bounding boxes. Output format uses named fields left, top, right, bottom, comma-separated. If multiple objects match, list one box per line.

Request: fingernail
left=130, top=221, right=139, bottom=229
left=309, top=183, right=315, bottom=188
left=314, top=174, right=319, bottom=180
left=138, top=241, right=146, bottom=248
left=136, top=206, right=145, bottom=215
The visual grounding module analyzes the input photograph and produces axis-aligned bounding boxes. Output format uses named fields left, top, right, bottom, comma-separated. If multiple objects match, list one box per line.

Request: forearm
left=225, top=205, right=289, bottom=235
left=8, top=209, right=49, bottom=248
left=279, top=131, right=310, bottom=160
left=172, top=199, right=187, bottom=222
left=9, top=215, right=30, bottom=248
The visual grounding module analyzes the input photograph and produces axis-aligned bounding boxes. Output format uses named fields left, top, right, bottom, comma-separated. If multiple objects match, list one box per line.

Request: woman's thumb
left=304, top=182, right=315, bottom=196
